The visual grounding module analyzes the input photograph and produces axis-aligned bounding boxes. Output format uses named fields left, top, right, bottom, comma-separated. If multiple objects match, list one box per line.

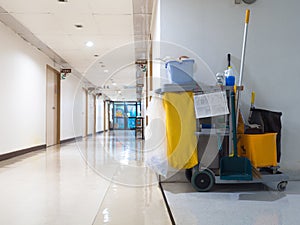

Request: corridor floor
left=0, top=131, right=171, bottom=225
left=1, top=130, right=299, bottom=225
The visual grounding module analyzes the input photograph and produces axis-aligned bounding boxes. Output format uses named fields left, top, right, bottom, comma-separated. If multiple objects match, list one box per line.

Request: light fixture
left=243, top=0, right=256, bottom=3
left=58, top=0, right=68, bottom=2
left=75, top=24, right=83, bottom=29
left=235, top=0, right=256, bottom=3
left=104, top=69, right=109, bottom=73
left=85, top=41, right=94, bottom=47
left=112, top=82, right=116, bottom=86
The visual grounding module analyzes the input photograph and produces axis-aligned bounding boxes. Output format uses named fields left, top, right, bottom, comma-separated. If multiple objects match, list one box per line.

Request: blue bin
left=165, top=59, right=194, bottom=84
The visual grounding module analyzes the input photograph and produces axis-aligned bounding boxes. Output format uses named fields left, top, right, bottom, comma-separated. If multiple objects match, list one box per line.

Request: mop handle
left=245, top=9, right=250, bottom=24
left=238, top=9, right=250, bottom=86
left=231, top=91, right=238, bottom=157
left=236, top=10, right=250, bottom=130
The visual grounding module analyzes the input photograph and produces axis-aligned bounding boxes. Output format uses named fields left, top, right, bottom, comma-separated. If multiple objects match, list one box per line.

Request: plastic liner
left=145, top=95, right=168, bottom=177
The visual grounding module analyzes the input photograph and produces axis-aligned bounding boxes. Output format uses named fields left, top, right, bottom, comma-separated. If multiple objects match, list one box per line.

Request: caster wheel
left=277, top=181, right=288, bottom=192
left=191, top=169, right=215, bottom=192
left=185, top=168, right=193, bottom=182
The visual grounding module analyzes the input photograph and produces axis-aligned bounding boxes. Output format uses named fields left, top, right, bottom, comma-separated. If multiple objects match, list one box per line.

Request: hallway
left=0, top=131, right=171, bottom=225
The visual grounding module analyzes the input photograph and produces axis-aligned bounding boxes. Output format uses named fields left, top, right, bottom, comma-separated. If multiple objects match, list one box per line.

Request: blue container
left=165, top=59, right=194, bottom=84
left=226, top=75, right=235, bottom=86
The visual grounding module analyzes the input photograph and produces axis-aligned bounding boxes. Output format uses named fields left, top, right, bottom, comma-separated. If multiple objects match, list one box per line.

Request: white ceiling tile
left=0, top=0, right=55, bottom=13
left=35, top=34, right=77, bottom=50
left=11, top=13, right=65, bottom=35
left=93, top=14, right=134, bottom=35
left=54, top=13, right=100, bottom=35
left=0, top=0, right=151, bottom=100
left=0, top=0, right=91, bottom=14
left=89, top=0, right=133, bottom=14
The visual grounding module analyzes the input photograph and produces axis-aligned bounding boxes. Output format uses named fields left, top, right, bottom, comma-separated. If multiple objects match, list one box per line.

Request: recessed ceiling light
left=104, top=69, right=109, bottom=73
left=75, top=24, right=83, bottom=29
left=112, top=82, right=116, bottom=86
left=58, top=0, right=68, bottom=2
left=85, top=41, right=94, bottom=47
left=101, top=65, right=105, bottom=68
left=94, top=54, right=99, bottom=57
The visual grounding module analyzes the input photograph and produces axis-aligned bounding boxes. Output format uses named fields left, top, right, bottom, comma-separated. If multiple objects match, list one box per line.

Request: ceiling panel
left=0, top=0, right=152, bottom=101
left=11, top=12, right=65, bottom=35
left=93, top=14, right=134, bottom=35
left=0, top=0, right=91, bottom=14
left=89, top=0, right=133, bottom=14
left=55, top=13, right=100, bottom=35
left=35, top=34, right=77, bottom=50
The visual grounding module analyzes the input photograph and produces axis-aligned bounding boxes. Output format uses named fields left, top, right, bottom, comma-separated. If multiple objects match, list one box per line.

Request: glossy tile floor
left=2, top=130, right=300, bottom=225
left=162, top=178, right=300, bottom=225
left=0, top=131, right=171, bottom=225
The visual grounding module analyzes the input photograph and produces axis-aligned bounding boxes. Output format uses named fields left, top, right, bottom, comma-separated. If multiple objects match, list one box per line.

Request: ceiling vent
left=235, top=0, right=256, bottom=4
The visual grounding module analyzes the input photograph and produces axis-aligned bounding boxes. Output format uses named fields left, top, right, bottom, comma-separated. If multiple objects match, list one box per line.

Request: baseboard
left=96, top=131, right=104, bottom=134
left=0, top=144, right=46, bottom=161
left=60, top=136, right=82, bottom=144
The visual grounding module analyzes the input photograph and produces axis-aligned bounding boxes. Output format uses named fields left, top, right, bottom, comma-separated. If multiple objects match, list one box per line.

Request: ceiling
left=0, top=0, right=153, bottom=101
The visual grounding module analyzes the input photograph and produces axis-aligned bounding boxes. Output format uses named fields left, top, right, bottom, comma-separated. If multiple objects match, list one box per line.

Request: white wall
left=87, top=94, right=95, bottom=135
left=0, top=21, right=52, bottom=154
left=60, top=74, right=83, bottom=140
left=158, top=0, right=300, bottom=175
left=96, top=98, right=104, bottom=132
left=0, top=20, right=86, bottom=154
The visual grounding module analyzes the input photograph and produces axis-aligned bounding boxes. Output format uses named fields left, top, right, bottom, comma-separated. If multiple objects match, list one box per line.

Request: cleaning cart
left=156, top=9, right=288, bottom=192
left=189, top=84, right=288, bottom=192
left=156, top=82, right=288, bottom=192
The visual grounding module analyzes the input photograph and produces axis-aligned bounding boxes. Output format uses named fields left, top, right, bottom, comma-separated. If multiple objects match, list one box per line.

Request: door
left=46, top=65, right=60, bottom=146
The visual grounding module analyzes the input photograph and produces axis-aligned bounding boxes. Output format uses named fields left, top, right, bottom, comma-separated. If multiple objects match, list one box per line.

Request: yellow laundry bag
left=163, top=91, right=198, bottom=169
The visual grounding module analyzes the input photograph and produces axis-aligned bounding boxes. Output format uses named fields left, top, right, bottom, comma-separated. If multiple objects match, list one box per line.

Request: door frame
left=46, top=65, right=61, bottom=146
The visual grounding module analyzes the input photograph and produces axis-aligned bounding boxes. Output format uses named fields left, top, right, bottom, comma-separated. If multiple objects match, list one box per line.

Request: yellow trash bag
left=163, top=91, right=198, bottom=169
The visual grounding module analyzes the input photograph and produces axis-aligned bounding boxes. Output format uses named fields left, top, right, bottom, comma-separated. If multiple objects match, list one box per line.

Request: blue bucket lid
left=165, top=59, right=194, bottom=68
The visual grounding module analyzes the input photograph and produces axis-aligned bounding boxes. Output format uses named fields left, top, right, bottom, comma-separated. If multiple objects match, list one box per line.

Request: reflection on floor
left=2, top=130, right=299, bottom=225
left=162, top=174, right=300, bottom=225
left=0, top=131, right=171, bottom=225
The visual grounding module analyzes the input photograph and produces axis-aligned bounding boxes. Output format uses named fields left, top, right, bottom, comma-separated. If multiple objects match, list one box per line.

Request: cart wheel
left=191, top=169, right=215, bottom=192
left=277, top=181, right=288, bottom=192
left=185, top=168, right=193, bottom=182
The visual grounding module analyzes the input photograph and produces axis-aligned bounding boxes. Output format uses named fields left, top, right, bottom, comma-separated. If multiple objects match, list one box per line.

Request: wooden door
left=46, top=65, right=60, bottom=146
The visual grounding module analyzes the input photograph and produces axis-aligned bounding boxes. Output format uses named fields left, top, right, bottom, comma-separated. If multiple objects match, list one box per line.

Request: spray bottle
left=225, top=54, right=235, bottom=86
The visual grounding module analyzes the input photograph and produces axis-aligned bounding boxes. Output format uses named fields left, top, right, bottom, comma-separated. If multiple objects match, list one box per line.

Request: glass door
left=112, top=101, right=141, bottom=130
left=113, top=102, right=125, bottom=129
left=126, top=103, right=137, bottom=130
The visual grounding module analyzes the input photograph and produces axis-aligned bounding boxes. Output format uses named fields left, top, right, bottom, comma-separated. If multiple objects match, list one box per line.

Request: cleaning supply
left=225, top=54, right=235, bottom=86
left=216, top=72, right=225, bottom=86
left=220, top=90, right=252, bottom=180
left=236, top=9, right=250, bottom=127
